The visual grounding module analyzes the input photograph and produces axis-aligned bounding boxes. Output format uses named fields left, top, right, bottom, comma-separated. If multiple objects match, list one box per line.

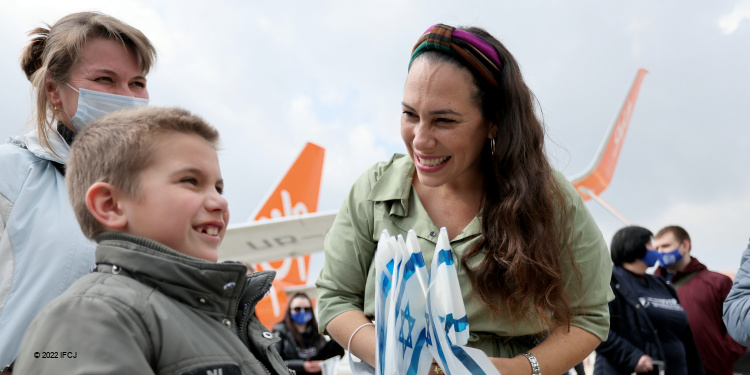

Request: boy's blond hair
left=67, top=106, right=219, bottom=239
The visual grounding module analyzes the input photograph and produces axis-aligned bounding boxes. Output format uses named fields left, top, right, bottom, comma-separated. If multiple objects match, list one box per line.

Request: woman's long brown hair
left=431, top=26, right=576, bottom=331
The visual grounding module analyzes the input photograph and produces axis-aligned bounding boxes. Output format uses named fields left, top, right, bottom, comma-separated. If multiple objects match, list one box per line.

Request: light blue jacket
left=723, top=237, right=750, bottom=346
left=0, top=129, right=95, bottom=367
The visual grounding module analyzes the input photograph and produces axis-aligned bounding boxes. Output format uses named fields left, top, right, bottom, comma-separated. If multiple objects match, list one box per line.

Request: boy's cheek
left=220, top=211, right=230, bottom=239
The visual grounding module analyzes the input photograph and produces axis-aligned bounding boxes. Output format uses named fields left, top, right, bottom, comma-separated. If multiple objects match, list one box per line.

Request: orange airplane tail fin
left=571, top=68, right=648, bottom=201
left=251, top=142, right=325, bottom=221
left=251, top=142, right=325, bottom=329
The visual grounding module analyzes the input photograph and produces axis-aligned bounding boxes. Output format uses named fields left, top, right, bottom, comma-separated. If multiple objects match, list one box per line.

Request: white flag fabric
left=426, top=228, right=499, bottom=375
left=390, top=232, right=432, bottom=375
left=375, top=230, right=396, bottom=375
left=373, top=228, right=501, bottom=375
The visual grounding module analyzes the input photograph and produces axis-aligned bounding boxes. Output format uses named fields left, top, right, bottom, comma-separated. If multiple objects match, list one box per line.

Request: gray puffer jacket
left=14, top=232, right=292, bottom=374
left=724, top=237, right=750, bottom=346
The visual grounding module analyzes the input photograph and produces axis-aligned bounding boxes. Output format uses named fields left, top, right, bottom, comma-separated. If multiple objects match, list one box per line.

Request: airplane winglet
left=570, top=68, right=648, bottom=200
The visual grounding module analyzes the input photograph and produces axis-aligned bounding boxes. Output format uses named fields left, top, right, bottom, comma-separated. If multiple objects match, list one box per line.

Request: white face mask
left=65, top=84, right=149, bottom=132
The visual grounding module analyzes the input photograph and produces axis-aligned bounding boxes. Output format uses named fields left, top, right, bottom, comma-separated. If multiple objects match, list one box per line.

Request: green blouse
left=316, top=154, right=614, bottom=358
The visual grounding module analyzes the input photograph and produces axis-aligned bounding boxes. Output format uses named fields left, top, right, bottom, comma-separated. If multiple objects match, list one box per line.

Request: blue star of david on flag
left=374, top=228, right=499, bottom=375
left=399, top=303, right=416, bottom=356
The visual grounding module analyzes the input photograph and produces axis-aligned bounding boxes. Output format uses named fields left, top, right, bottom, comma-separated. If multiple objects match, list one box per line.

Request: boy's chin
left=178, top=246, right=219, bottom=263
left=195, top=250, right=219, bottom=263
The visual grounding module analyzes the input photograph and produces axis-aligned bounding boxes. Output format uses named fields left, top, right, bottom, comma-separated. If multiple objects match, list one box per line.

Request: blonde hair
left=66, top=106, right=220, bottom=239
left=20, top=11, right=157, bottom=157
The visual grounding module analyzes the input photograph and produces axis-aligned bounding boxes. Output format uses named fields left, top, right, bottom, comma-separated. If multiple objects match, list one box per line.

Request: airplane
left=570, top=68, right=649, bottom=225
left=218, top=68, right=649, bottom=329
left=218, top=142, right=335, bottom=328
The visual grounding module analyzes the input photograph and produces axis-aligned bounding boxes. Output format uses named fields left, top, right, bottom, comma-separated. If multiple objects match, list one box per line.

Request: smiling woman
left=316, top=23, right=614, bottom=375
left=0, top=12, right=156, bottom=370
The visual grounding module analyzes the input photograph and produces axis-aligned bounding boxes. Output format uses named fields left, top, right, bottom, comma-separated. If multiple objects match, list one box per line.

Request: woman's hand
left=634, top=354, right=653, bottom=373
left=303, top=360, right=323, bottom=373
left=428, top=361, right=443, bottom=374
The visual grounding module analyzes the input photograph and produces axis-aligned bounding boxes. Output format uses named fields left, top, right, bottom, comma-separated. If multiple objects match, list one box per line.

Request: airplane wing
left=218, top=211, right=336, bottom=264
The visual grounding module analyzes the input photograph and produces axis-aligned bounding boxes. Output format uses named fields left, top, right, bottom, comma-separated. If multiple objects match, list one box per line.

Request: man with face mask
left=654, top=226, right=745, bottom=375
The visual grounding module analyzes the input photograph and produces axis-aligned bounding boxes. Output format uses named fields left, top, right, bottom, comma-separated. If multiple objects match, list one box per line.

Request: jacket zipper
left=234, top=271, right=276, bottom=374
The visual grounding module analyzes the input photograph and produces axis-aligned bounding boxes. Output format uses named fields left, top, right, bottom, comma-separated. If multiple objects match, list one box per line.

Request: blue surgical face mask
left=291, top=311, right=313, bottom=325
left=659, top=248, right=683, bottom=267
left=65, top=84, right=149, bottom=132
left=641, top=249, right=660, bottom=267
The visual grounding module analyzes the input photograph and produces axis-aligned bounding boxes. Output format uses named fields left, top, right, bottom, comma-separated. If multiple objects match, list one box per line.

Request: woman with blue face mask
left=594, top=226, right=704, bottom=375
left=272, top=293, right=344, bottom=375
left=0, top=12, right=156, bottom=371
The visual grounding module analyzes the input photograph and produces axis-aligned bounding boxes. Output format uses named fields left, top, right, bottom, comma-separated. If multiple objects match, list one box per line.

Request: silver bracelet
left=521, top=352, right=541, bottom=375
left=347, top=322, right=374, bottom=352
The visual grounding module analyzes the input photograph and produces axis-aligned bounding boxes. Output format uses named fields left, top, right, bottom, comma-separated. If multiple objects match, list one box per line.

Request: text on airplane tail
left=249, top=142, right=325, bottom=329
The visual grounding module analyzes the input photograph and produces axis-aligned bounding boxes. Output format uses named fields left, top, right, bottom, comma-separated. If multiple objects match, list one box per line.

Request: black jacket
left=594, top=266, right=704, bottom=375
left=273, top=322, right=342, bottom=375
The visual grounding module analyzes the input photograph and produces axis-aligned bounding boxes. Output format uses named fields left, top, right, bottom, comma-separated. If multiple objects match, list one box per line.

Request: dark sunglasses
left=292, top=307, right=312, bottom=313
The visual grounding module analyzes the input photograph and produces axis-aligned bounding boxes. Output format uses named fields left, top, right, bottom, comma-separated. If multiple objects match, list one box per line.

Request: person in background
left=273, top=293, right=344, bottom=375
left=595, top=226, right=704, bottom=375
left=724, top=238, right=750, bottom=343
left=316, top=23, right=613, bottom=375
left=0, top=12, right=155, bottom=371
left=653, top=225, right=745, bottom=375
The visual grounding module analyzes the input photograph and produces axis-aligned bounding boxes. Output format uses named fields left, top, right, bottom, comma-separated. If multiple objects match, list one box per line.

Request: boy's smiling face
left=118, top=132, right=229, bottom=262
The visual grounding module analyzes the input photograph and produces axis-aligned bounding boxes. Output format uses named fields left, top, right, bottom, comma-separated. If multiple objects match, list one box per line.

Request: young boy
left=14, top=107, right=291, bottom=374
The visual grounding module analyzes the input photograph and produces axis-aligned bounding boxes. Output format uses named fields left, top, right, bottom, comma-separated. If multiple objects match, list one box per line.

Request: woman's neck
left=412, top=172, right=484, bottom=239
left=622, top=261, right=647, bottom=275
left=294, top=322, right=307, bottom=334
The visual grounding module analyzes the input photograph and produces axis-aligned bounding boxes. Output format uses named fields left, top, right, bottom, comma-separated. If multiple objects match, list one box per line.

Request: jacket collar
left=611, top=266, right=650, bottom=301
left=365, top=153, right=482, bottom=242
left=10, top=126, right=70, bottom=164
left=654, top=256, right=705, bottom=281
left=612, top=265, right=639, bottom=286
left=366, top=154, right=415, bottom=217
left=94, top=232, right=273, bottom=318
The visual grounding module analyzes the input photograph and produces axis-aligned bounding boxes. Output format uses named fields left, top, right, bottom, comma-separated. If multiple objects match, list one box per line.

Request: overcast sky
left=1, top=0, right=748, bottom=274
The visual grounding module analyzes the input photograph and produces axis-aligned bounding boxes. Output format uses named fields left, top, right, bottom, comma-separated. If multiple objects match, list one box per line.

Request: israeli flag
left=375, top=229, right=396, bottom=375
left=383, top=234, right=403, bottom=375
left=426, top=228, right=499, bottom=375
left=375, top=228, right=499, bottom=375
left=389, top=231, right=433, bottom=375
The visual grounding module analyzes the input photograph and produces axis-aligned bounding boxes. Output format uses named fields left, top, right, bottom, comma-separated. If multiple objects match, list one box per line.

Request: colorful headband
left=409, top=24, right=502, bottom=87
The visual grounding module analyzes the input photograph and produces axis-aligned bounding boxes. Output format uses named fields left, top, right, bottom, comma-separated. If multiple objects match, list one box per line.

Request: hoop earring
left=490, top=138, right=496, bottom=156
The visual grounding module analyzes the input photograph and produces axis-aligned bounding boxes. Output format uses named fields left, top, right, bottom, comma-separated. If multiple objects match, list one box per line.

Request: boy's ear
left=85, top=182, right=128, bottom=229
